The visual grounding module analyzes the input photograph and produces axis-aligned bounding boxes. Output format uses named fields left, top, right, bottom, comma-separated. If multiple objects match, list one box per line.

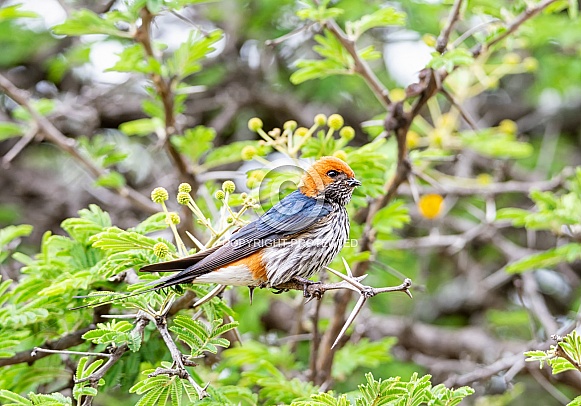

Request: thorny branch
left=143, top=312, right=209, bottom=400
left=312, top=0, right=564, bottom=386
left=0, top=73, right=158, bottom=214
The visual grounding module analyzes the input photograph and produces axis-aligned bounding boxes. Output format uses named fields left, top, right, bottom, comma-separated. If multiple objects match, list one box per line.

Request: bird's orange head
left=299, top=156, right=361, bottom=205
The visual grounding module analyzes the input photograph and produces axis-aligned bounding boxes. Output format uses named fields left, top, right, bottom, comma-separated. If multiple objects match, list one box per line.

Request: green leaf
left=119, top=117, right=163, bottom=136
left=0, top=5, right=38, bottom=21
left=291, top=30, right=354, bottom=84
left=168, top=30, right=222, bottom=79
left=91, top=227, right=161, bottom=253
left=428, top=48, right=474, bottom=72
left=0, top=224, right=33, bottom=248
left=333, top=338, right=395, bottom=381
left=296, top=0, right=344, bottom=21
left=372, top=200, right=411, bottom=235
left=0, top=389, right=32, bottom=405
left=171, top=126, right=216, bottom=163
left=347, top=7, right=406, bottom=39
left=94, top=171, right=126, bottom=189
left=53, top=9, right=132, bottom=38
left=0, top=122, right=23, bottom=141
left=506, top=243, right=581, bottom=273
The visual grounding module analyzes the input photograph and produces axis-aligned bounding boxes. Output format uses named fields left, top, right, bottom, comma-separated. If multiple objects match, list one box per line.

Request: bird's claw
left=271, top=287, right=288, bottom=294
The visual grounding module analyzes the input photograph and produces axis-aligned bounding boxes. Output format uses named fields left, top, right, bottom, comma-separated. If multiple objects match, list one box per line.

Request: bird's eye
left=327, top=170, right=339, bottom=178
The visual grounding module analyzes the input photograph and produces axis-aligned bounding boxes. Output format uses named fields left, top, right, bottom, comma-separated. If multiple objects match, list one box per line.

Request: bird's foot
left=292, top=276, right=324, bottom=300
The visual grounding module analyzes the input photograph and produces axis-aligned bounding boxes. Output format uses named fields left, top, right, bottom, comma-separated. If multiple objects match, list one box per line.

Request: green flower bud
left=178, top=183, right=191, bottom=193
left=215, top=190, right=225, bottom=200
left=283, top=120, right=297, bottom=131
left=166, top=212, right=180, bottom=225
left=240, top=192, right=248, bottom=199
left=222, top=180, right=236, bottom=193
left=177, top=192, right=190, bottom=205
left=248, top=117, right=263, bottom=132
left=339, top=126, right=355, bottom=140
left=153, top=242, right=169, bottom=258
left=241, top=145, right=257, bottom=160
left=327, top=114, right=344, bottom=130
left=151, top=187, right=169, bottom=204
left=226, top=216, right=234, bottom=224
left=314, top=114, right=327, bottom=126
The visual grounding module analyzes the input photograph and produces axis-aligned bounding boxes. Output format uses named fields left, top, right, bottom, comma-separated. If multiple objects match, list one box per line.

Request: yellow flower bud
left=177, top=192, right=190, bottom=205
left=295, top=127, right=309, bottom=137
left=476, top=173, right=493, bottom=185
left=523, top=57, right=538, bottom=72
left=390, top=88, right=406, bottom=103
left=214, top=190, right=225, bottom=200
left=248, top=117, right=263, bottom=132
left=241, top=145, right=257, bottom=160
left=333, top=150, right=348, bottom=161
left=222, top=180, right=236, bottom=193
left=406, top=130, right=420, bottom=150
left=153, top=242, right=170, bottom=258
left=418, top=194, right=444, bottom=220
left=178, top=183, right=191, bottom=193
left=502, top=53, right=521, bottom=65
left=422, top=33, right=437, bottom=48
left=240, top=192, right=248, bottom=199
left=151, top=187, right=168, bottom=204
left=339, top=126, right=355, bottom=141
left=327, top=114, right=344, bottom=130
left=314, top=114, right=327, bottom=126
left=227, top=216, right=234, bottom=224
left=166, top=212, right=180, bottom=225
left=283, top=120, right=297, bottom=131
left=499, top=119, right=517, bottom=135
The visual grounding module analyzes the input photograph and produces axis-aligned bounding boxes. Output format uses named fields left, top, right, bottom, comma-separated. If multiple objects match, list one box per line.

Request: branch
left=436, top=0, right=464, bottom=53
left=0, top=326, right=93, bottom=367
left=75, top=314, right=149, bottom=406
left=475, top=0, right=560, bottom=56
left=135, top=8, right=196, bottom=188
left=0, top=74, right=158, bottom=214
left=324, top=19, right=391, bottom=108
left=145, top=312, right=209, bottom=400
left=397, top=167, right=570, bottom=196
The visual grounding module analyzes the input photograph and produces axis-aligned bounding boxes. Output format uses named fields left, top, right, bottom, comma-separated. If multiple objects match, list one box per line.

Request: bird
left=139, top=156, right=361, bottom=294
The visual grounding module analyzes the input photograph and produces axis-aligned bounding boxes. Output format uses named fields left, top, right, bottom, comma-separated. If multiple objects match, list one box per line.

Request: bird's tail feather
left=140, top=244, right=222, bottom=273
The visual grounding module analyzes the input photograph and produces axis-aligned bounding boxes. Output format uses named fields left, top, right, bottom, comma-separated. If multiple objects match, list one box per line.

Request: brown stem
left=436, top=0, right=464, bottom=53
left=323, top=19, right=391, bottom=108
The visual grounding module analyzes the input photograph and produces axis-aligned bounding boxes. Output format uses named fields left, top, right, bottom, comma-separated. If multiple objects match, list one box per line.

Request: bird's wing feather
left=148, top=191, right=332, bottom=289
left=140, top=243, right=224, bottom=272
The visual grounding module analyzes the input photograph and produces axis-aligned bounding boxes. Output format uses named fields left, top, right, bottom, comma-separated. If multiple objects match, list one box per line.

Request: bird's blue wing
left=230, top=190, right=332, bottom=248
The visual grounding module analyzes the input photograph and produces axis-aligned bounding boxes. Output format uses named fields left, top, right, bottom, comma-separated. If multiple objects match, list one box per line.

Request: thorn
left=248, top=286, right=255, bottom=305
left=331, top=295, right=367, bottom=349
left=342, top=257, right=353, bottom=278
left=404, top=289, right=413, bottom=299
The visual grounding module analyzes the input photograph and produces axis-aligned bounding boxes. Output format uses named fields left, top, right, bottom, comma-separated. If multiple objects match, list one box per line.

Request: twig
left=0, top=74, right=158, bottom=214
left=475, top=0, right=560, bottom=56
left=440, top=87, right=479, bottom=131
left=31, top=348, right=112, bottom=358
left=436, top=0, right=464, bottom=53
left=0, top=326, right=93, bottom=367
left=323, top=19, right=391, bottom=108
left=2, top=121, right=38, bottom=168
left=145, top=313, right=209, bottom=399
left=75, top=314, right=149, bottom=406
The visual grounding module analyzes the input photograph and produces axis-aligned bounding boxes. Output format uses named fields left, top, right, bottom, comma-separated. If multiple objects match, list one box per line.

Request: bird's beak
left=347, top=178, right=362, bottom=187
